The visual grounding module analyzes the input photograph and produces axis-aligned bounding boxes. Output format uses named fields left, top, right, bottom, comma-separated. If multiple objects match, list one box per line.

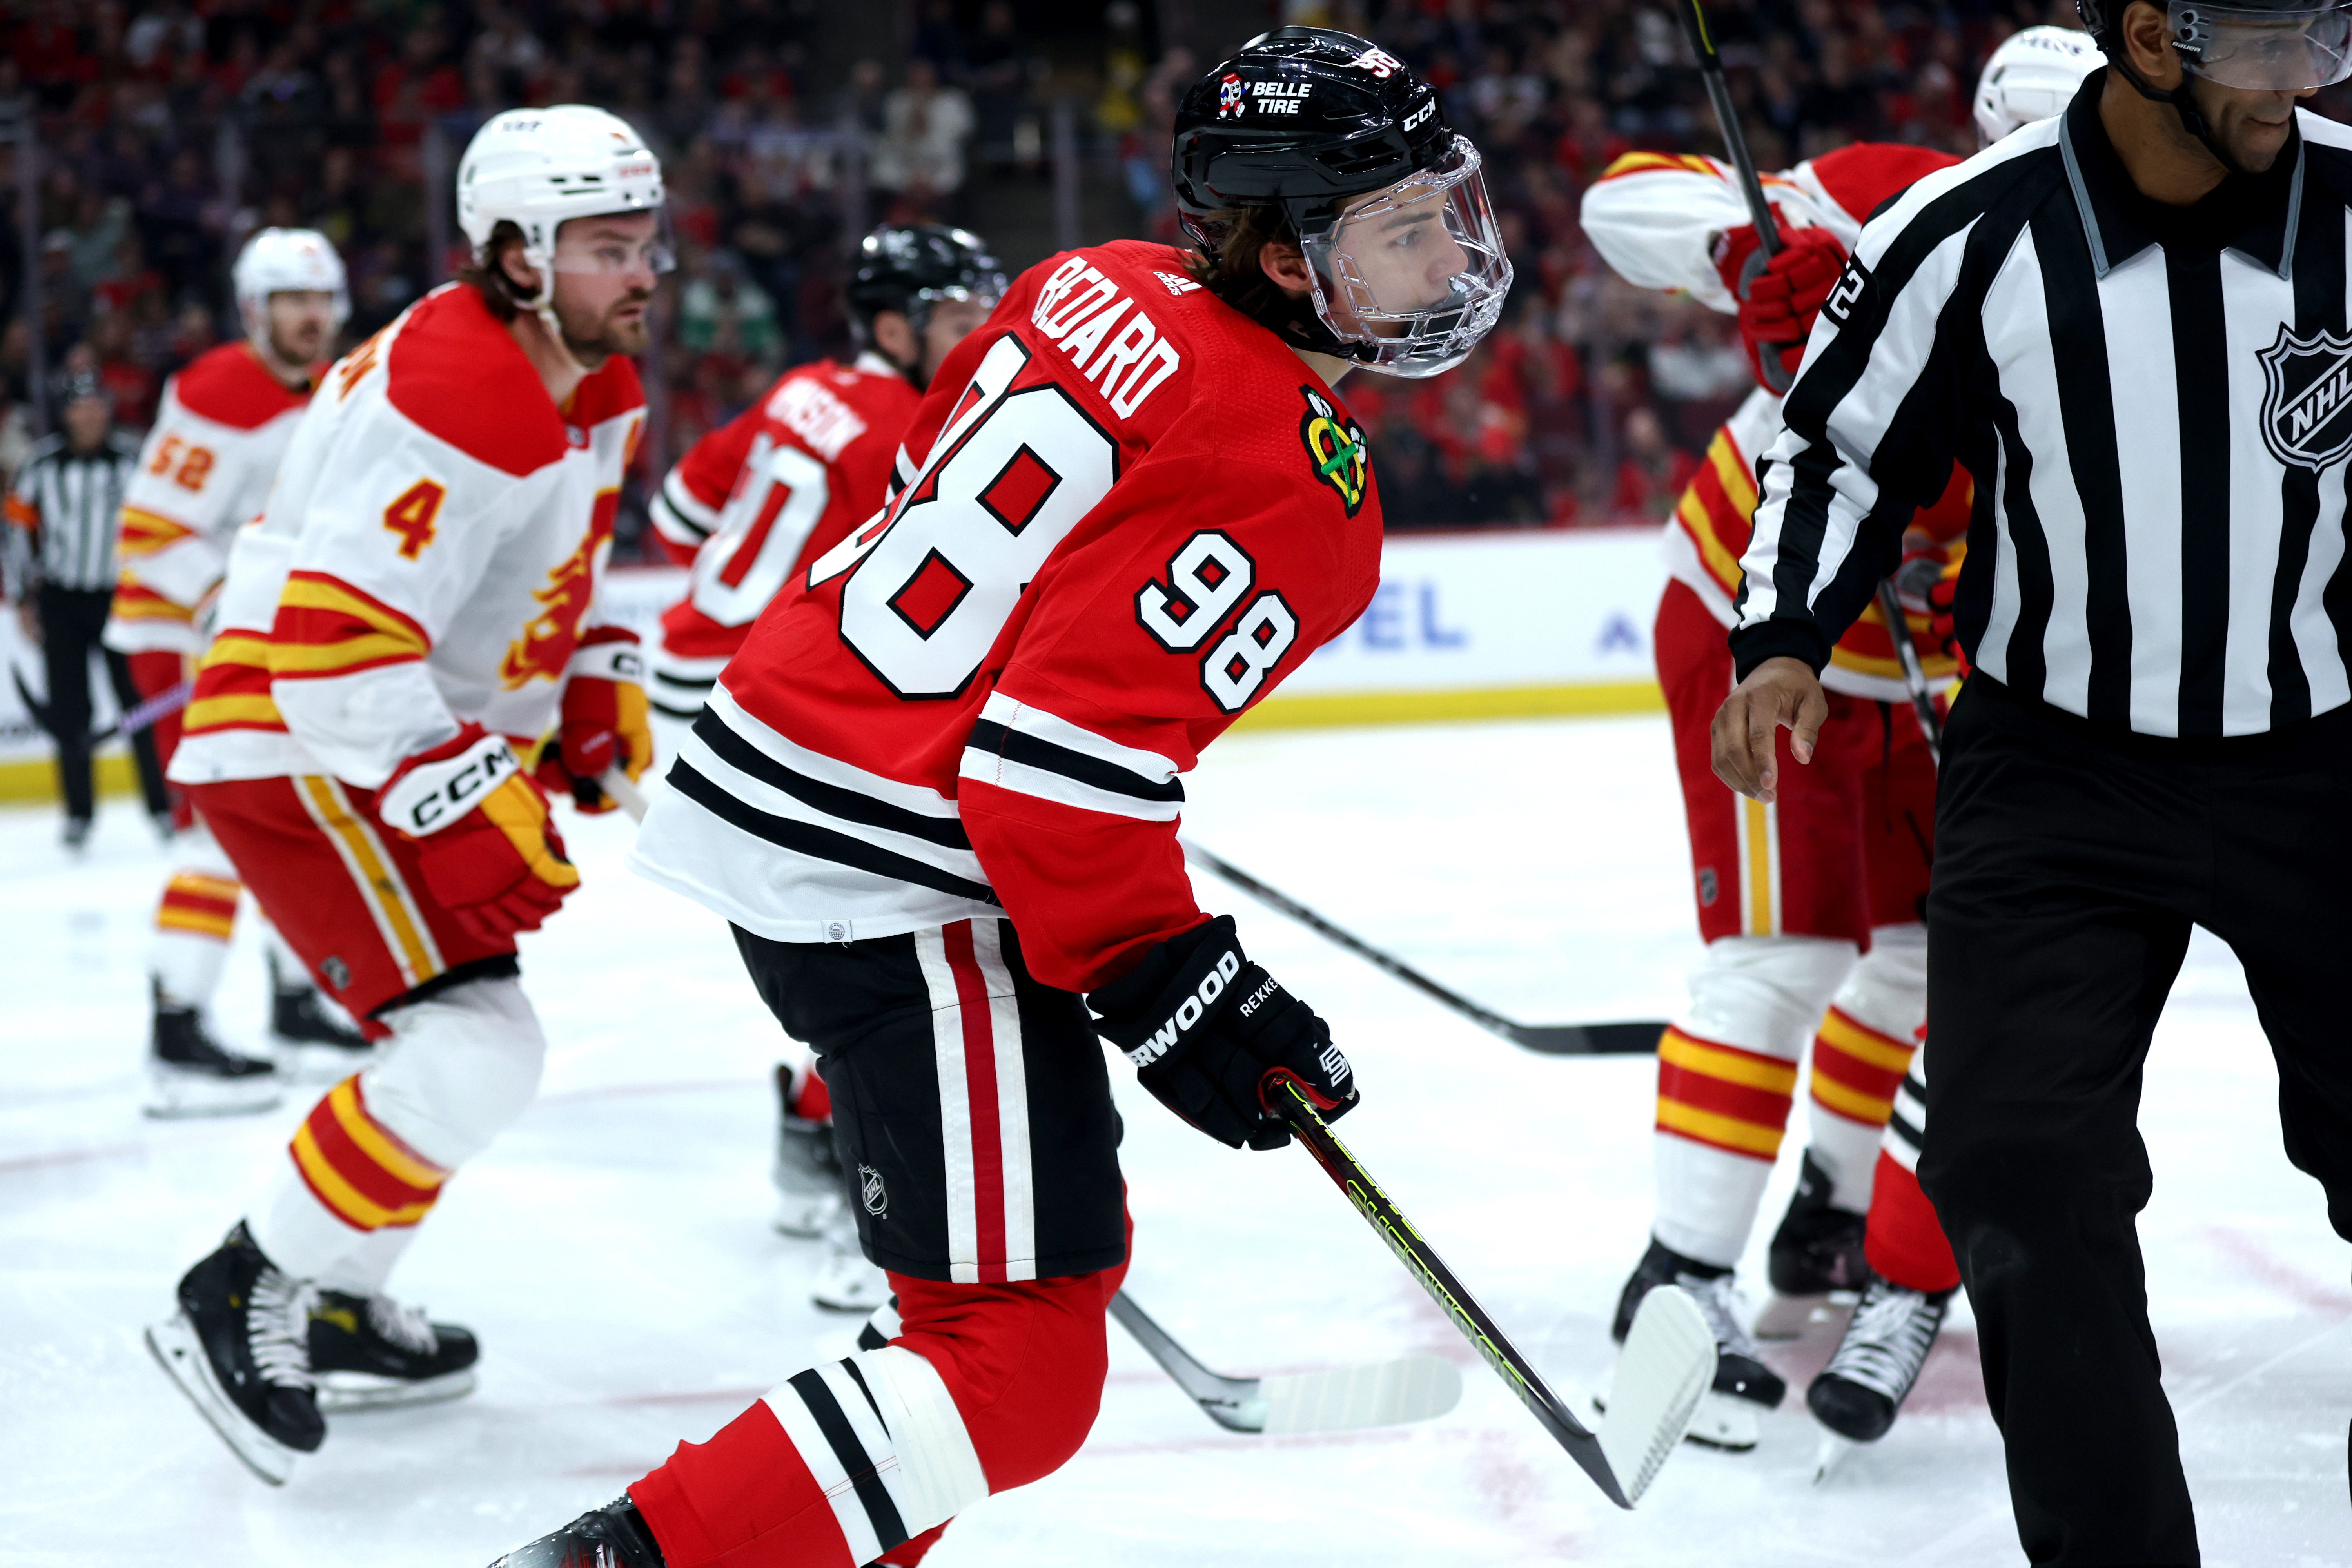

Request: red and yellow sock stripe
left=1808, top=1007, right=1918, bottom=1128
left=1655, top=1026, right=1798, bottom=1161
left=289, top=1075, right=450, bottom=1232
left=155, top=871, right=240, bottom=941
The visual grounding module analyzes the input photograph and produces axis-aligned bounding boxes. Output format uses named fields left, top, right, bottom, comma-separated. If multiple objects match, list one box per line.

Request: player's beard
left=556, top=287, right=655, bottom=365
left=266, top=322, right=327, bottom=369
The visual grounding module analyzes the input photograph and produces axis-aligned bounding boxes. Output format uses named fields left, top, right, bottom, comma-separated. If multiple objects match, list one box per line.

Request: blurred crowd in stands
left=4, top=0, right=2226, bottom=543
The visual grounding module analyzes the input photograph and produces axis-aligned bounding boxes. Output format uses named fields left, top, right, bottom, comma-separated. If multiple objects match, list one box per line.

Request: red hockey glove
left=1925, top=572, right=1970, bottom=677
left=535, top=627, right=651, bottom=814
left=1087, top=915, right=1358, bottom=1151
left=376, top=724, right=580, bottom=942
left=1714, top=221, right=1847, bottom=394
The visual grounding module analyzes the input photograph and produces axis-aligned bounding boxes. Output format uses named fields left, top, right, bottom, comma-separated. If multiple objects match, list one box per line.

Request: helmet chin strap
left=2112, top=51, right=2245, bottom=171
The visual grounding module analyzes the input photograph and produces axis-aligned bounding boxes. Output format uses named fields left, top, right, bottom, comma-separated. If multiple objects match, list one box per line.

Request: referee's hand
left=1711, top=657, right=1827, bottom=804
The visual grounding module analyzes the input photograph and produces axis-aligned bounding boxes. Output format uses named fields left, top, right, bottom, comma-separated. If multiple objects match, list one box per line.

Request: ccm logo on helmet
left=1126, top=950, right=1243, bottom=1067
left=1402, top=99, right=1434, bottom=131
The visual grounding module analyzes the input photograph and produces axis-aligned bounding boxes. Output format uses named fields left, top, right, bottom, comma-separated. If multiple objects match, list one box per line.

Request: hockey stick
left=1181, top=838, right=1664, bottom=1056
left=1677, top=0, right=1946, bottom=760
left=93, top=679, right=192, bottom=744
left=1107, top=1290, right=1462, bottom=1436
left=597, top=766, right=651, bottom=822
left=1269, top=1078, right=1711, bottom=1506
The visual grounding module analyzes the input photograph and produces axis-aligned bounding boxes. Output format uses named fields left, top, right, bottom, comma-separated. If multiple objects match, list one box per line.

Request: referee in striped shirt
left=5, top=373, right=170, bottom=846
left=1715, top=0, right=2352, bottom=1558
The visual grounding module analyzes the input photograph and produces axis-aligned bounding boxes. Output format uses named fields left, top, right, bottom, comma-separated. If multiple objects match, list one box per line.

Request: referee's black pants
left=35, top=585, right=169, bottom=824
left=1921, top=675, right=2352, bottom=1565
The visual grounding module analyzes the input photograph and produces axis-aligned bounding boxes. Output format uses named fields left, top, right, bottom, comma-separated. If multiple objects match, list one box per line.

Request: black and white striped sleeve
left=958, top=691, right=1185, bottom=823
left=649, top=463, right=719, bottom=551
left=1732, top=129, right=2055, bottom=680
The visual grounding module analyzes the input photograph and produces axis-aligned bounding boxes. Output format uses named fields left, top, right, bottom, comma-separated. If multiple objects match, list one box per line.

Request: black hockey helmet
left=1172, top=28, right=1453, bottom=248
left=1170, top=27, right=1512, bottom=377
left=847, top=223, right=1006, bottom=338
left=2076, top=0, right=2351, bottom=96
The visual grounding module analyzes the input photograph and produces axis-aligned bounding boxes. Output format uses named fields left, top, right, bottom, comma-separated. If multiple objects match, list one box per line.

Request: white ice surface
left=2, top=714, right=2346, bottom=1566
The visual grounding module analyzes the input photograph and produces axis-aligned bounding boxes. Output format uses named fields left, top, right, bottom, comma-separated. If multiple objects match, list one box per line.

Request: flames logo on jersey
left=1217, top=72, right=1245, bottom=117
left=500, top=490, right=617, bottom=688
left=1298, top=387, right=1370, bottom=517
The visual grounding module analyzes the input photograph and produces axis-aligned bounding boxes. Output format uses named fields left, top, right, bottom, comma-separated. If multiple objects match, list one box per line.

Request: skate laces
left=249, top=1271, right=319, bottom=1390
left=1822, top=1280, right=1940, bottom=1401
left=1673, top=1270, right=1762, bottom=1361
left=364, top=1293, right=440, bottom=1355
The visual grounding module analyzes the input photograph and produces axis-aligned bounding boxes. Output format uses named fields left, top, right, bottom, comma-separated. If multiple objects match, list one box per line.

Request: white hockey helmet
left=1974, top=26, right=2103, bottom=145
left=232, top=228, right=349, bottom=338
left=457, top=105, right=670, bottom=299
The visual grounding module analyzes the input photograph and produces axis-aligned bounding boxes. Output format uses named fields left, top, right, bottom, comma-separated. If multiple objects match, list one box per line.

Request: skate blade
left=1597, top=1284, right=1715, bottom=1503
left=1259, top=1356, right=1462, bottom=1436
left=142, top=1071, right=284, bottom=1120
left=145, top=1315, right=301, bottom=1485
left=1812, top=1432, right=1855, bottom=1484
left=315, top=1367, right=477, bottom=1412
left=772, top=1196, right=838, bottom=1238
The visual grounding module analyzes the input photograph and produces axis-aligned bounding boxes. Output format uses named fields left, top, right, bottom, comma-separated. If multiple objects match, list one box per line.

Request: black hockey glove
left=1087, top=915, right=1359, bottom=1151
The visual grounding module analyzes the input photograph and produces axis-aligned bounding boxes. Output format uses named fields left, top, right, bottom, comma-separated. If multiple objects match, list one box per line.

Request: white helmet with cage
left=231, top=228, right=348, bottom=340
left=456, top=105, right=671, bottom=333
left=1973, top=26, right=2103, bottom=145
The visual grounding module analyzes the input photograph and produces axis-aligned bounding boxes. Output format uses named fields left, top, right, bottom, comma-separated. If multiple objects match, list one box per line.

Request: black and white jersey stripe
left=1737, top=86, right=2352, bottom=738
left=648, top=466, right=718, bottom=552
left=760, top=1346, right=989, bottom=1564
left=646, top=646, right=729, bottom=722
left=958, top=691, right=1185, bottom=822
left=9, top=433, right=140, bottom=593
left=1884, top=1063, right=1927, bottom=1173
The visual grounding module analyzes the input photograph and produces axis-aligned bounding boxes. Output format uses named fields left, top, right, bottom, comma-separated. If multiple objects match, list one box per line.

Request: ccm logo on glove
left=376, top=731, right=521, bottom=836
left=1128, top=949, right=1242, bottom=1067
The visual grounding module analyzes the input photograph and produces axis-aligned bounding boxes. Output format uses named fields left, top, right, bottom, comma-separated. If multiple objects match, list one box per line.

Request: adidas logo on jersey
left=1153, top=270, right=1202, bottom=296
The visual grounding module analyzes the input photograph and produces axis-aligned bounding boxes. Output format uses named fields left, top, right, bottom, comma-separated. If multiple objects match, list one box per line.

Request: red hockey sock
left=790, top=1063, right=831, bottom=1123
left=630, top=1211, right=1131, bottom=1568
left=1863, top=1149, right=1961, bottom=1294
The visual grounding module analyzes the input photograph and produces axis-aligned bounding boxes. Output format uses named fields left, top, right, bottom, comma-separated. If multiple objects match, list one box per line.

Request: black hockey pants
left=1920, top=675, right=2352, bottom=1565
left=36, top=585, right=168, bottom=824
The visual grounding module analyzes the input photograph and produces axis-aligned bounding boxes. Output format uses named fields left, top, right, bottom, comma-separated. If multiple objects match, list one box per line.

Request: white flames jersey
left=169, top=283, right=644, bottom=790
left=106, top=343, right=313, bottom=655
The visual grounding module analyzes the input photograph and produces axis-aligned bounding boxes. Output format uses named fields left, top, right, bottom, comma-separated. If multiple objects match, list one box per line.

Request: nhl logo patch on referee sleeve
left=2258, top=325, right=2352, bottom=473
left=1299, top=387, right=1370, bottom=515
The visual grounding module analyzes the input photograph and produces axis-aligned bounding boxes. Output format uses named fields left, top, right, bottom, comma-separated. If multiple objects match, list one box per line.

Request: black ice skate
left=771, top=1063, right=843, bottom=1238
left=490, top=1495, right=668, bottom=1568
left=1612, top=1237, right=1786, bottom=1452
left=269, top=950, right=377, bottom=1082
left=308, top=1288, right=480, bottom=1411
left=144, top=1221, right=324, bottom=1485
left=145, top=985, right=283, bottom=1120
left=1756, top=1149, right=1869, bottom=1338
left=1807, top=1277, right=1953, bottom=1447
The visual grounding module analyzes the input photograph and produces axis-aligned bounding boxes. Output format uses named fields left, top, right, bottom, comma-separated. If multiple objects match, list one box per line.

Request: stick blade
left=1258, top=1356, right=1463, bottom=1436
left=1506, top=1020, right=1667, bottom=1056
left=1597, top=1285, right=1713, bottom=1505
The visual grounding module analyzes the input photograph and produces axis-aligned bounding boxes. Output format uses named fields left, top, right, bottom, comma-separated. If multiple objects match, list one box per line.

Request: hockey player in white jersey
left=1579, top=27, right=2099, bottom=1453
left=143, top=106, right=663, bottom=1485
left=107, top=227, right=377, bottom=1118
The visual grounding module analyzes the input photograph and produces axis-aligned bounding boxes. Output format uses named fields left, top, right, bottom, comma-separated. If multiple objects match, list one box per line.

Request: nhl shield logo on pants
left=2258, top=324, right=2352, bottom=472
left=859, top=1163, right=888, bottom=1218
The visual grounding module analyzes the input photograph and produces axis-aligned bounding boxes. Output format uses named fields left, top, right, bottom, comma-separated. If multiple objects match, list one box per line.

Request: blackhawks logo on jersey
left=1299, top=387, right=1370, bottom=517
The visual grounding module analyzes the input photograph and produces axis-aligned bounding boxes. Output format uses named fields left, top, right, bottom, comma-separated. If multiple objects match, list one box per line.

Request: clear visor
left=547, top=208, right=679, bottom=278
left=2171, top=2, right=2352, bottom=89
left=1298, top=137, right=1514, bottom=379
left=917, top=270, right=1009, bottom=312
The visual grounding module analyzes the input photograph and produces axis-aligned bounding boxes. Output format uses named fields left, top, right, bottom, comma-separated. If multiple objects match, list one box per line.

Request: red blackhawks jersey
left=168, top=283, right=644, bottom=790
left=631, top=240, right=1383, bottom=992
left=646, top=351, right=917, bottom=710
left=106, top=342, right=314, bottom=655
left=1583, top=143, right=1971, bottom=701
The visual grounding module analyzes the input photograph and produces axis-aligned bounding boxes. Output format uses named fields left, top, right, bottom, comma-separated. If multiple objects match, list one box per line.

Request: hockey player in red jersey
left=648, top=222, right=1004, bottom=1314
left=492, top=29, right=1512, bottom=1567
left=106, top=227, right=376, bottom=1118
left=143, top=106, right=666, bottom=1486
left=1583, top=25, right=2099, bottom=1455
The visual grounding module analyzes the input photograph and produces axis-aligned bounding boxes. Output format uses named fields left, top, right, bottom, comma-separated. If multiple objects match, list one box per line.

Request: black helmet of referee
left=2076, top=0, right=2352, bottom=150
left=848, top=224, right=1004, bottom=343
left=1171, top=27, right=1513, bottom=377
